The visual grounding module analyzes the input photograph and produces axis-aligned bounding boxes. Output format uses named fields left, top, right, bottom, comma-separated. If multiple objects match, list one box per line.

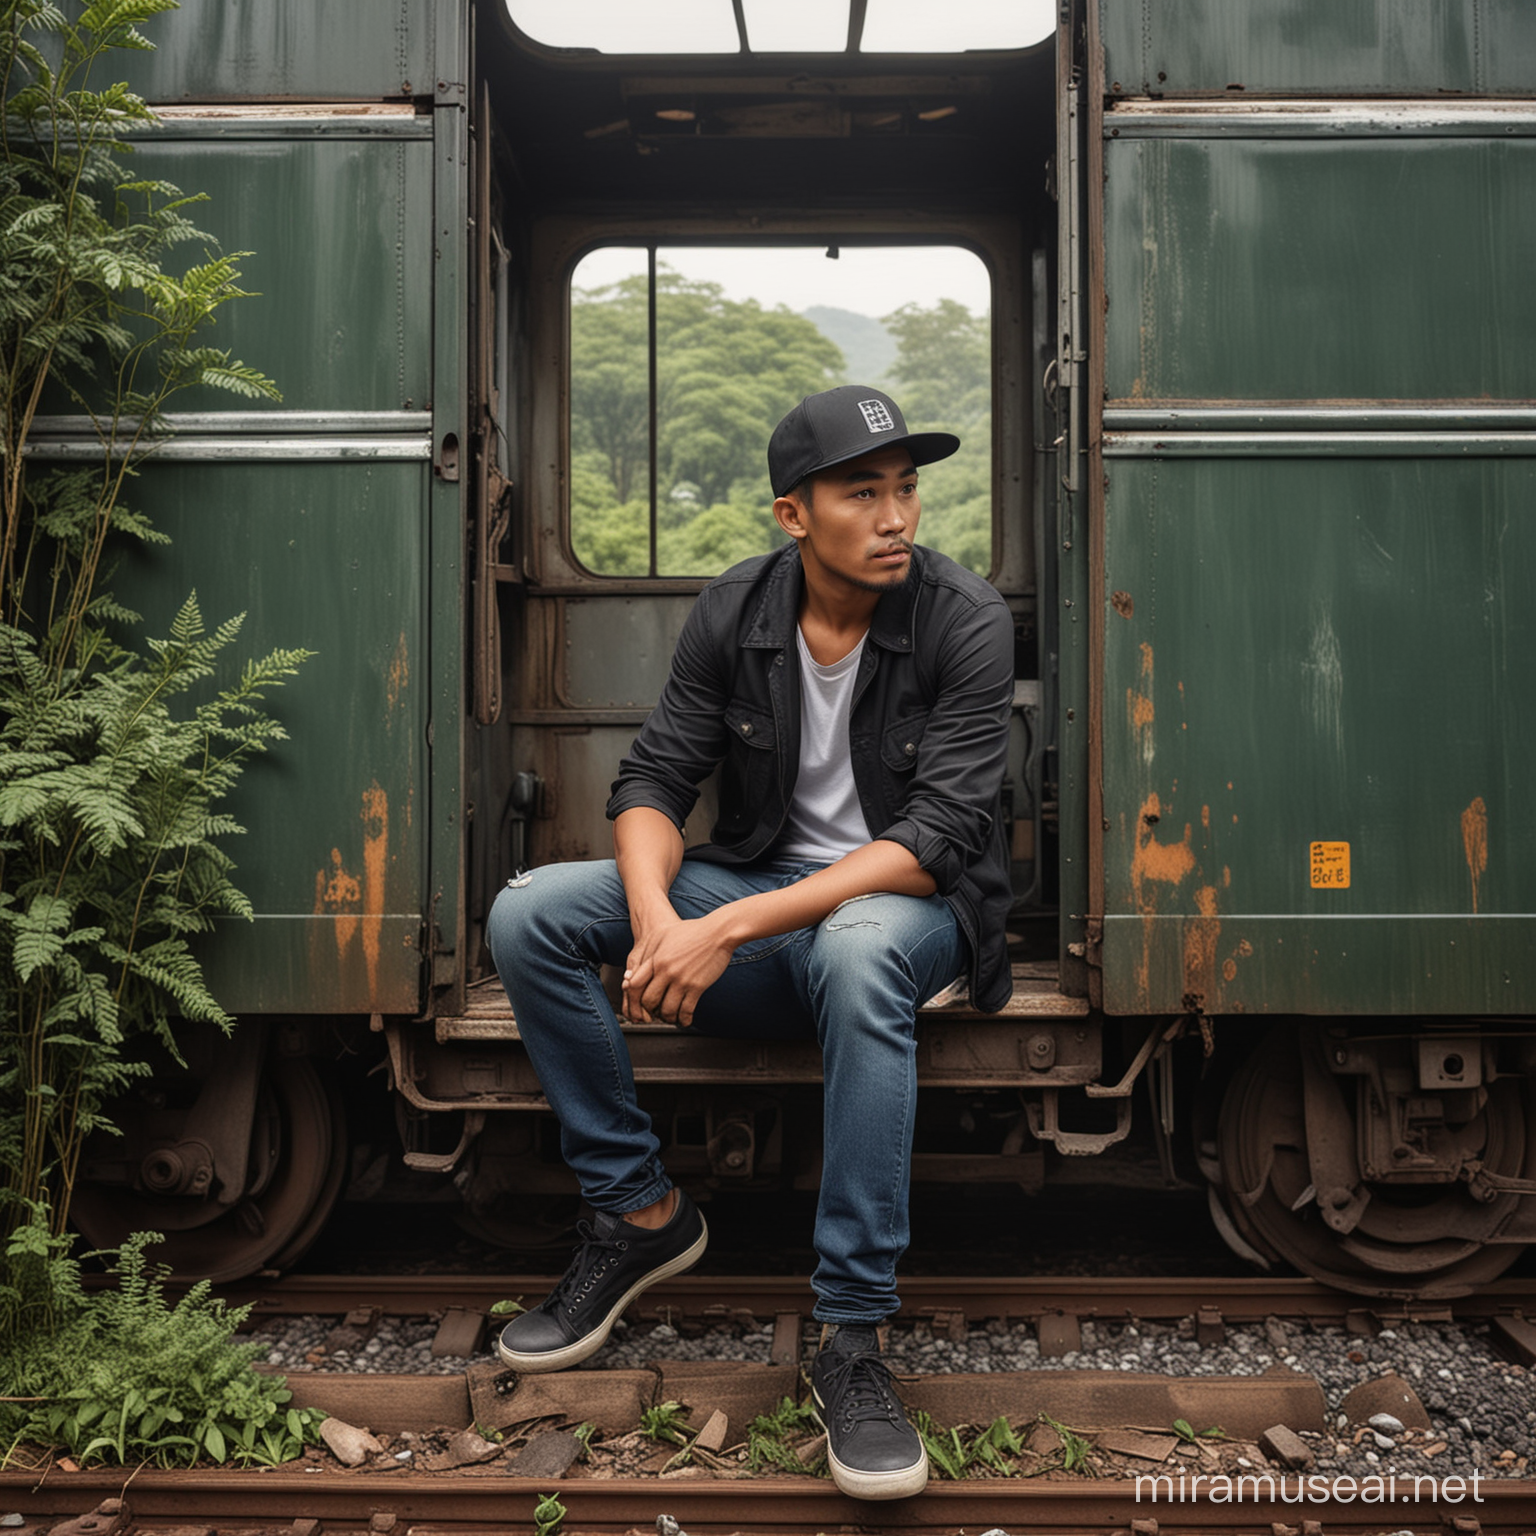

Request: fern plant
left=0, top=0, right=304, bottom=1322
left=1, top=1232, right=327, bottom=1469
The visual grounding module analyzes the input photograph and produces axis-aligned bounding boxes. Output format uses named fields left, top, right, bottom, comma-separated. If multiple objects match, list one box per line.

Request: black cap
left=768, top=385, right=960, bottom=499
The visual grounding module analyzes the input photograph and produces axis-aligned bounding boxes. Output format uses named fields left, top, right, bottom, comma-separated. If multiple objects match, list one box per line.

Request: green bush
left=1, top=1230, right=324, bottom=1469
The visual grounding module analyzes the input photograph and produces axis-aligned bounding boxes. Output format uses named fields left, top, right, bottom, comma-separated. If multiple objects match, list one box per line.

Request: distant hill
left=801, top=306, right=896, bottom=387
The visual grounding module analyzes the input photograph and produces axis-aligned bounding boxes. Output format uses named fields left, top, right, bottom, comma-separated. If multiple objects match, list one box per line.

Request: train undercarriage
left=73, top=1006, right=1536, bottom=1300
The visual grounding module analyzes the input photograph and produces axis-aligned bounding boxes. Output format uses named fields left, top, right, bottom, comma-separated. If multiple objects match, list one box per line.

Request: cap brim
left=785, top=429, right=961, bottom=494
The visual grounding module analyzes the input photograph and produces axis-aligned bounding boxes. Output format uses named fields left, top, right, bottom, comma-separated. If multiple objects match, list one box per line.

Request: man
left=487, top=384, right=1014, bottom=1501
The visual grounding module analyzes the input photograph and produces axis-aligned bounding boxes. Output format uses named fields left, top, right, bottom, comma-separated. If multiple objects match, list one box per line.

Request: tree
left=883, top=299, right=993, bottom=575
left=571, top=267, right=841, bottom=575
left=0, top=0, right=305, bottom=1290
left=882, top=297, right=990, bottom=431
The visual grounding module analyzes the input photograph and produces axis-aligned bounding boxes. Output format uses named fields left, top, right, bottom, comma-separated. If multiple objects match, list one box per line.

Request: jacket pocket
left=724, top=699, right=776, bottom=751
left=880, top=708, right=931, bottom=772
left=718, top=700, right=778, bottom=840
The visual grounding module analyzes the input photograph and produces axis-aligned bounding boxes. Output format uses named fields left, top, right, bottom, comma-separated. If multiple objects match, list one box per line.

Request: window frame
left=528, top=212, right=1031, bottom=597
left=496, top=1, right=1055, bottom=65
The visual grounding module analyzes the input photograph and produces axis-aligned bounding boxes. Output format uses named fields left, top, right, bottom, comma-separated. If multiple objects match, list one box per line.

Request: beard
left=843, top=565, right=913, bottom=595
left=844, top=539, right=914, bottom=594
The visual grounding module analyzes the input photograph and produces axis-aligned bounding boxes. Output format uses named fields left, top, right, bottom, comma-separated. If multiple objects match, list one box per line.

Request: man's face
left=776, top=445, right=921, bottom=597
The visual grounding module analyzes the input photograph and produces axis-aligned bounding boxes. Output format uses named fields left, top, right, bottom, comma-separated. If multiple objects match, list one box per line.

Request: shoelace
left=820, top=1348, right=904, bottom=1433
left=548, top=1219, right=629, bottom=1316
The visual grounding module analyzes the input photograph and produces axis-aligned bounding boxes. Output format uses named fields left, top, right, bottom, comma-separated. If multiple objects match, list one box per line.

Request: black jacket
left=606, top=542, right=1016, bottom=1012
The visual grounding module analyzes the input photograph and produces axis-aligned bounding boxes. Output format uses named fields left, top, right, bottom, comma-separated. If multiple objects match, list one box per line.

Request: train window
left=569, top=244, right=994, bottom=579
left=506, top=0, right=738, bottom=54
left=861, top=0, right=1053, bottom=52
left=505, top=0, right=1052, bottom=55
left=739, top=0, right=847, bottom=54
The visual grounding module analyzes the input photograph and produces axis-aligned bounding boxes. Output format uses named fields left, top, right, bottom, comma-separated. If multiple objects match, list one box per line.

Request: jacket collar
left=742, top=543, right=921, bottom=654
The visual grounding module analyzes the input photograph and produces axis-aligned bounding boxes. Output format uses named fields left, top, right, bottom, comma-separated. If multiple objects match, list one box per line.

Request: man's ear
left=773, top=491, right=810, bottom=541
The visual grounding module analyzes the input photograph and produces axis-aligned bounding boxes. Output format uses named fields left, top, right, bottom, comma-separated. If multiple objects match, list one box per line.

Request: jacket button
left=904, top=742, right=916, bottom=755
left=740, top=722, right=752, bottom=736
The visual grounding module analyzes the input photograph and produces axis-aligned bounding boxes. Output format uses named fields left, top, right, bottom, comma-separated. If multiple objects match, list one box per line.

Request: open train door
left=1050, top=0, right=1096, bottom=1006
left=1072, top=0, right=1536, bottom=1296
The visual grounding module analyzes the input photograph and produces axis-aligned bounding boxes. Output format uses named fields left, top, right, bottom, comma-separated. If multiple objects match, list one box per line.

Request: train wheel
left=72, top=1054, right=346, bottom=1284
left=1215, top=1024, right=1532, bottom=1298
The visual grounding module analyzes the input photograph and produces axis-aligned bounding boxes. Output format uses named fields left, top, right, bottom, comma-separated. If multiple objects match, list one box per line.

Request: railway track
left=218, top=1271, right=1536, bottom=1327
left=21, top=1273, right=1530, bottom=1536
left=10, top=1476, right=1536, bottom=1536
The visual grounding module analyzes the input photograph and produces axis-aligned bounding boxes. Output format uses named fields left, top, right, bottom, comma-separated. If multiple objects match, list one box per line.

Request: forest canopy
left=570, top=267, right=992, bottom=577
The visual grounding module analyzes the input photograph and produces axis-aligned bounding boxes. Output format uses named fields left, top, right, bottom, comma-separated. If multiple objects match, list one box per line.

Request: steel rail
left=207, top=1272, right=1536, bottom=1323
left=8, top=1471, right=1536, bottom=1535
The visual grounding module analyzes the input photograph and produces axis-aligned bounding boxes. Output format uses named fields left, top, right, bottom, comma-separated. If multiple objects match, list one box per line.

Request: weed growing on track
left=1173, top=1417, right=1228, bottom=1443
left=745, top=1396, right=823, bottom=1474
left=532, top=1492, right=566, bottom=1536
left=0, top=1232, right=324, bottom=1470
left=913, top=1410, right=1027, bottom=1479
left=1040, top=1411, right=1095, bottom=1474
left=639, top=1399, right=691, bottom=1446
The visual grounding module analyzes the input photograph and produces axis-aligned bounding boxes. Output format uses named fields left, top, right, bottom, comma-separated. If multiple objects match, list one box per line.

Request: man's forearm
left=711, top=839, right=936, bottom=950
left=613, top=806, right=686, bottom=933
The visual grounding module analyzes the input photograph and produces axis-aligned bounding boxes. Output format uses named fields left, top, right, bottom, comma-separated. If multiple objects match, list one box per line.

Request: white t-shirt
left=776, top=626, right=868, bottom=863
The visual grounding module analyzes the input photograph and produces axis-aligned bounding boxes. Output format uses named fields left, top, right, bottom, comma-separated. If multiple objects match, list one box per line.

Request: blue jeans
left=485, top=857, right=964, bottom=1324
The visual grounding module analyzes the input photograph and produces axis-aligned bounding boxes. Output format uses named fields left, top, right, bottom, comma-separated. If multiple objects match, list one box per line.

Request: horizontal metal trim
left=29, top=411, right=434, bottom=437
left=506, top=709, right=651, bottom=727
left=1103, top=432, right=1536, bottom=458
left=1106, top=99, right=1536, bottom=137
left=1105, top=405, right=1536, bottom=432
left=131, top=103, right=432, bottom=139
left=24, top=436, right=433, bottom=462
left=524, top=581, right=710, bottom=598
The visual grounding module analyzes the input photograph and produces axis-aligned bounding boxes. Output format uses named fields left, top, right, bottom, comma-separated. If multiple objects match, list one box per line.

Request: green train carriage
left=56, top=0, right=1536, bottom=1297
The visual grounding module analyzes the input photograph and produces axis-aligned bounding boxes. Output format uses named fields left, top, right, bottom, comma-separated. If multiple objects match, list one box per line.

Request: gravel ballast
left=255, top=1307, right=1532, bottom=1481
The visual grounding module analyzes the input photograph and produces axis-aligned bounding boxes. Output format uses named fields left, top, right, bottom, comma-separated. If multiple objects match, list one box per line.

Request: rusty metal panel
left=121, top=460, right=430, bottom=1014
left=560, top=595, right=694, bottom=708
left=1102, top=129, right=1536, bottom=404
left=121, top=133, right=434, bottom=413
left=114, top=0, right=436, bottom=103
left=1097, top=452, right=1536, bottom=1016
left=1099, top=0, right=1534, bottom=97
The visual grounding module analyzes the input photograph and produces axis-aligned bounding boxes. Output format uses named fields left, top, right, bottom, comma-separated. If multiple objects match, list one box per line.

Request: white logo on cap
left=858, top=399, right=896, bottom=434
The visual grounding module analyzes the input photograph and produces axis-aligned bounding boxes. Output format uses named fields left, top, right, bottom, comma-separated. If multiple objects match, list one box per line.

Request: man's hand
left=621, top=910, right=735, bottom=1027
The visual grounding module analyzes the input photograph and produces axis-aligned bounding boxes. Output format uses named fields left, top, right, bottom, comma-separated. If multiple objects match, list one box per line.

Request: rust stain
left=386, top=632, right=410, bottom=711
left=314, top=849, right=362, bottom=954
left=1129, top=790, right=1197, bottom=998
left=1200, top=803, right=1210, bottom=830
left=361, top=782, right=389, bottom=997
left=1182, top=885, right=1221, bottom=1014
left=1111, top=590, right=1135, bottom=619
left=1127, top=686, right=1156, bottom=768
left=1461, top=796, right=1488, bottom=914
left=310, top=784, right=390, bottom=999
left=1126, top=643, right=1156, bottom=766
left=1221, top=936, right=1253, bottom=987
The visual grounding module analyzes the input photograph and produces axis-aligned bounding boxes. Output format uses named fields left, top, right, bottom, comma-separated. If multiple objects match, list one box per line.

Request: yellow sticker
left=1310, top=841, right=1350, bottom=889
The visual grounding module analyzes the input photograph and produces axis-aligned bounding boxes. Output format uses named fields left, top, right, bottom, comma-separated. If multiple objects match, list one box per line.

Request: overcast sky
left=573, top=244, right=992, bottom=320
left=506, top=0, right=1055, bottom=54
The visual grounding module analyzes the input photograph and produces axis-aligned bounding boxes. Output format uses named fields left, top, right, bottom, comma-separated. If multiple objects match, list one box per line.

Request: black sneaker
left=495, top=1190, right=707, bottom=1373
left=810, top=1324, right=928, bottom=1500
